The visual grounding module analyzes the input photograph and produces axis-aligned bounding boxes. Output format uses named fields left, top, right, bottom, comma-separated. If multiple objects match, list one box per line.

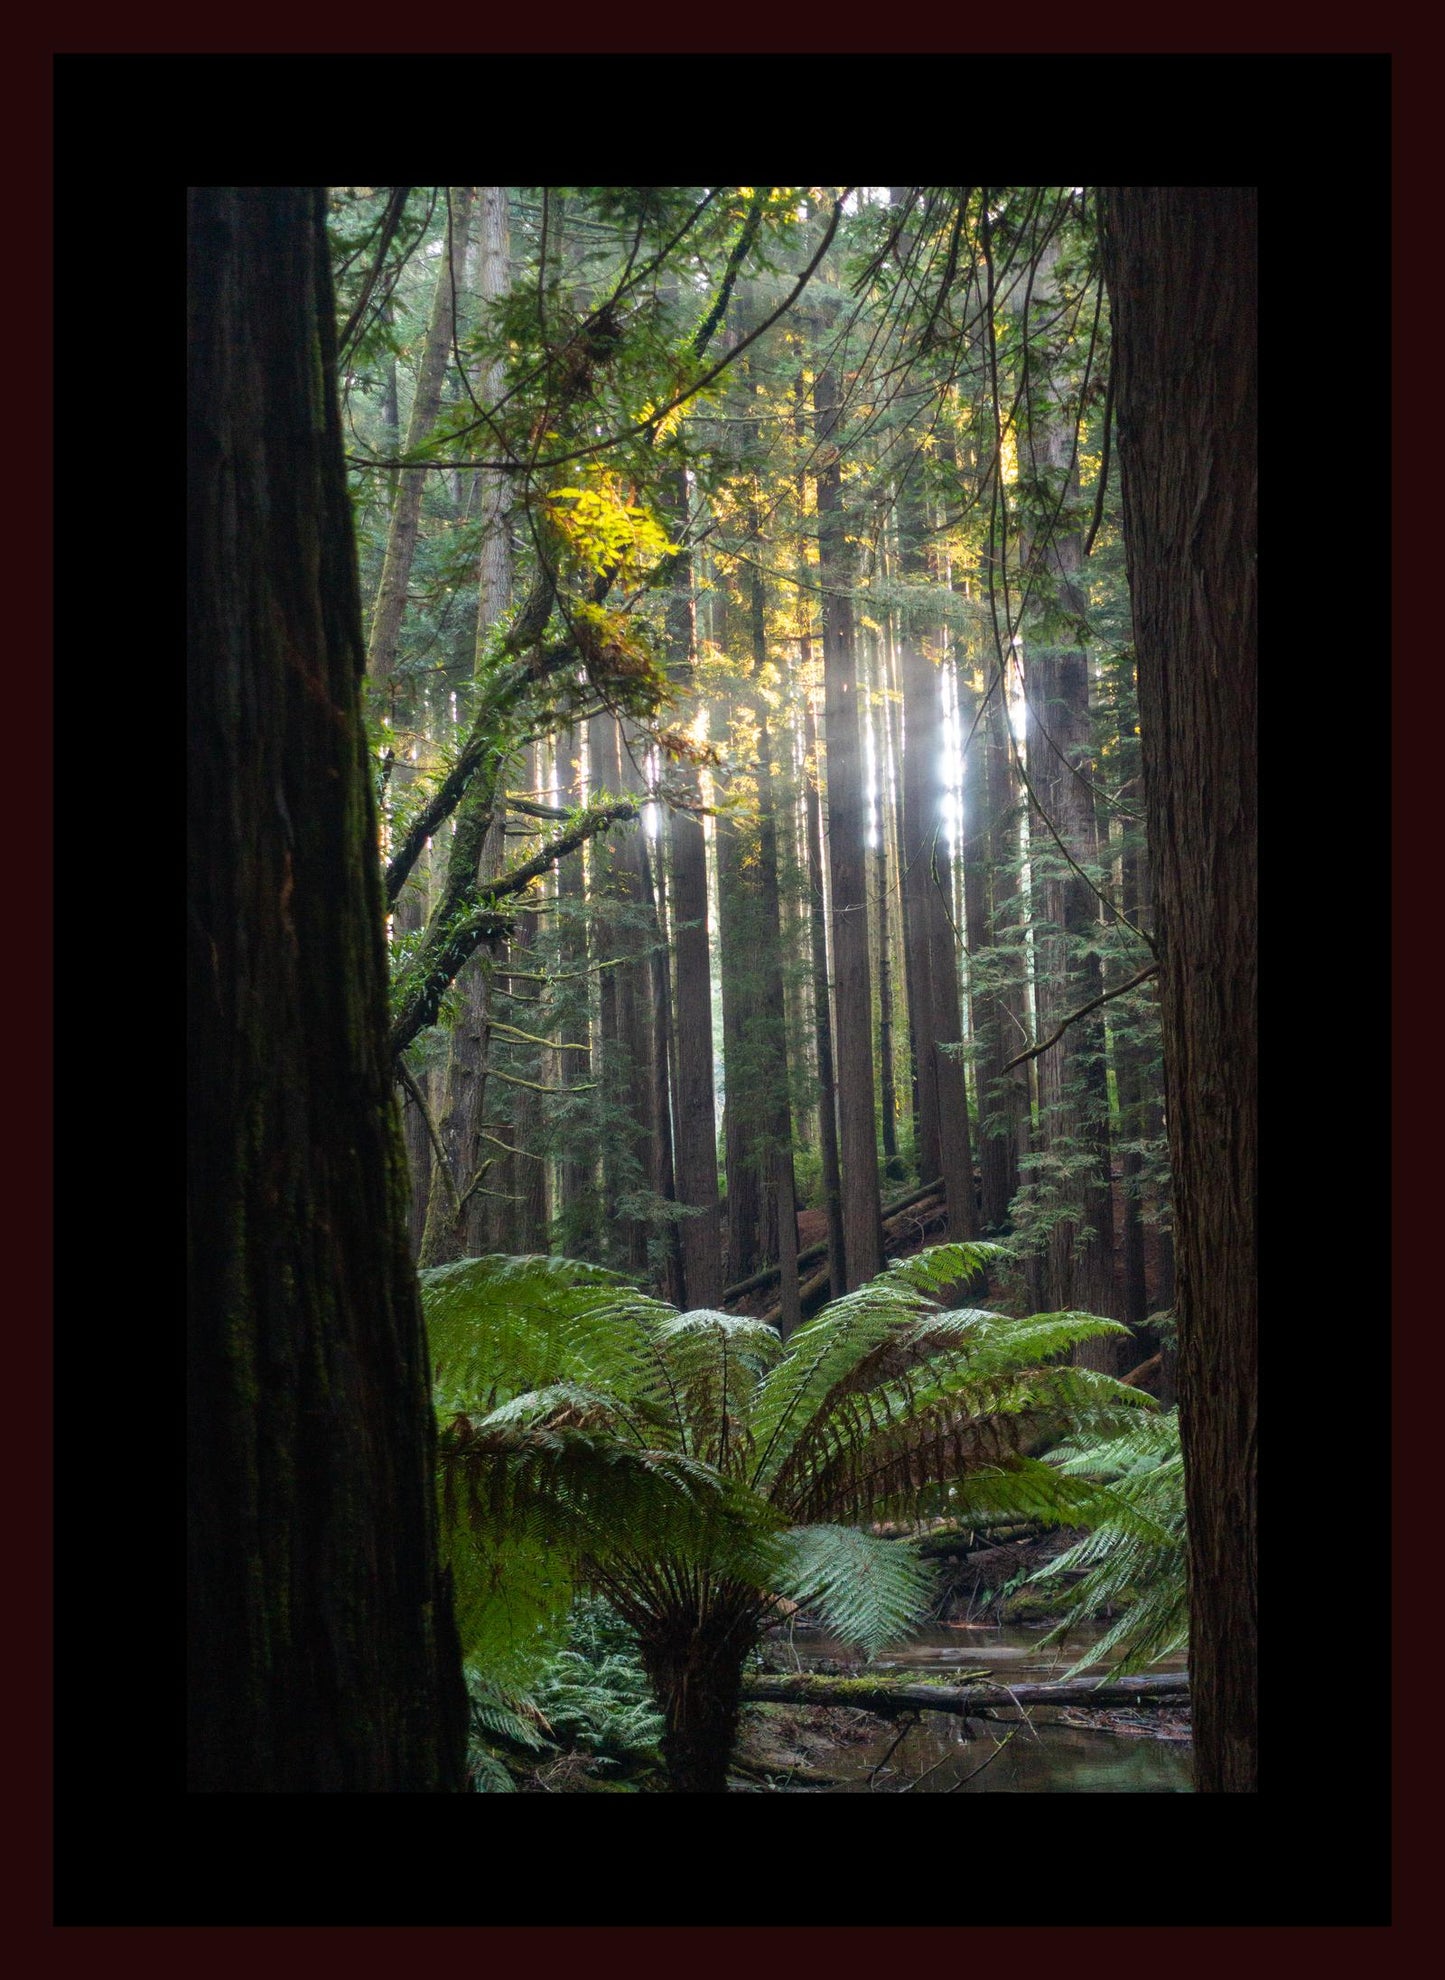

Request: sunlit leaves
left=544, top=478, right=677, bottom=579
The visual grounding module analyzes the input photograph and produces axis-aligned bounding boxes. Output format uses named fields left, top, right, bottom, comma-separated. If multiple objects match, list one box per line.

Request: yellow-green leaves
left=544, top=477, right=676, bottom=580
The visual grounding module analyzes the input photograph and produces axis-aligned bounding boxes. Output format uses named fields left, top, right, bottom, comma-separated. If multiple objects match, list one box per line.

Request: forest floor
left=730, top=1519, right=1192, bottom=1790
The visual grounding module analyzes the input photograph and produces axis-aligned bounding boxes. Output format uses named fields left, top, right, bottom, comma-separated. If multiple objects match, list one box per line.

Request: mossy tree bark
left=1100, top=185, right=1257, bottom=1794
left=187, top=186, right=465, bottom=1792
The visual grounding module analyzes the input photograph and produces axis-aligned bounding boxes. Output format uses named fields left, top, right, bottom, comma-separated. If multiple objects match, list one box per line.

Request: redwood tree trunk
left=816, top=363, right=882, bottom=1289
left=366, top=187, right=474, bottom=691
left=1101, top=185, right=1257, bottom=1794
left=187, top=186, right=465, bottom=1792
left=662, top=472, right=724, bottom=1306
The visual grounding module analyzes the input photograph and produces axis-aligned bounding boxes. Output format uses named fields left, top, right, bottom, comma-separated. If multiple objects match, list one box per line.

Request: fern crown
left=424, top=1244, right=1155, bottom=1672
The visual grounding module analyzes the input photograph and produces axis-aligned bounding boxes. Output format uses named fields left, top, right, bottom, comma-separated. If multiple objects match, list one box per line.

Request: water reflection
left=766, top=1622, right=1193, bottom=1793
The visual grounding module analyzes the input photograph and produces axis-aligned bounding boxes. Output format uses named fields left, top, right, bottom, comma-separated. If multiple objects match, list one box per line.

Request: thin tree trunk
left=869, top=632, right=899, bottom=1170
left=554, top=722, right=600, bottom=1254
left=1017, top=239, right=1115, bottom=1334
left=756, top=693, right=802, bottom=1338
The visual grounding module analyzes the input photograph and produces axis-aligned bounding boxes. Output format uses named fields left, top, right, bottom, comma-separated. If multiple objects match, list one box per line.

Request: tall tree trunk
left=586, top=712, right=636, bottom=1268
left=1115, top=770, right=1150, bottom=1337
left=419, top=189, right=510, bottom=1267
left=661, top=473, right=724, bottom=1308
left=896, top=464, right=978, bottom=1237
left=187, top=185, right=464, bottom=1792
left=1025, top=639, right=1118, bottom=1333
left=983, top=665, right=1031, bottom=1220
left=493, top=743, right=548, bottom=1255
left=868, top=632, right=899, bottom=1171
left=640, top=827, right=685, bottom=1305
left=610, top=719, right=663, bottom=1277
left=756, top=688, right=802, bottom=1339
left=816, top=363, right=882, bottom=1289
left=961, top=665, right=1010, bottom=1232
left=793, top=384, right=846, bottom=1295
left=366, top=187, right=474, bottom=693
left=1101, top=185, right=1257, bottom=1794
left=1016, top=239, right=1116, bottom=1335
left=715, top=712, right=766, bottom=1284
left=896, top=558, right=942, bottom=1188
left=554, top=721, right=601, bottom=1255
left=804, top=692, right=847, bottom=1306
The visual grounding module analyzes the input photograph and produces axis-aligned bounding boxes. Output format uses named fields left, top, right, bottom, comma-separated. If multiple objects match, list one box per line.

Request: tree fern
left=421, top=1246, right=1162, bottom=1789
left=1024, top=1409, right=1188, bottom=1678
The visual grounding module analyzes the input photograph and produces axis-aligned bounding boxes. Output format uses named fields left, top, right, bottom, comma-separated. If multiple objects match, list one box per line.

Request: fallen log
left=740, top=1670, right=1189, bottom=1717
left=754, top=1195, right=954, bottom=1329
left=721, top=1179, right=948, bottom=1307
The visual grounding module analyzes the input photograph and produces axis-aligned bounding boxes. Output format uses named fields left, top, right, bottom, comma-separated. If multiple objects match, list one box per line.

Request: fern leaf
left=774, top=1524, right=937, bottom=1660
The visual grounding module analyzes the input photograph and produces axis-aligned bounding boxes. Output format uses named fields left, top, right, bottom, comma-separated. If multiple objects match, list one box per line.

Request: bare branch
left=1001, top=963, right=1160, bottom=1073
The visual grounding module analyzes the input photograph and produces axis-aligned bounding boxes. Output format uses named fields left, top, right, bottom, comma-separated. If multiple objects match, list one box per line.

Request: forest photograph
left=186, top=182, right=1258, bottom=1822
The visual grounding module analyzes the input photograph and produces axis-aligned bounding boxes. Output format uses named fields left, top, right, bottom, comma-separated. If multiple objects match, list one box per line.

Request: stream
left=755, top=1623, right=1193, bottom=1792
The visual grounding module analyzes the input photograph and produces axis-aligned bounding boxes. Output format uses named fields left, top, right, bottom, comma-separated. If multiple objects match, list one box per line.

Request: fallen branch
left=739, top=1671, right=1189, bottom=1717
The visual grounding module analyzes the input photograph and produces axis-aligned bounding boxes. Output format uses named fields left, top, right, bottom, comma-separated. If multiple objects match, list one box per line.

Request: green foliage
left=532, top=1600, right=665, bottom=1773
left=774, top=1525, right=937, bottom=1661
left=1023, top=1409, right=1188, bottom=1677
left=423, top=1244, right=1155, bottom=1705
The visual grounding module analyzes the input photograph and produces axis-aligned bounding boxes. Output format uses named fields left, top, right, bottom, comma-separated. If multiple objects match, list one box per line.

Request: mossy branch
left=488, top=1020, right=590, bottom=1053
left=389, top=798, right=639, bottom=1059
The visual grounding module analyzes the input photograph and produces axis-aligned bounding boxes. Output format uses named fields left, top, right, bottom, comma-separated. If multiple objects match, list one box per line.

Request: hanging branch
left=336, top=185, right=418, bottom=366
left=1001, top=963, right=1160, bottom=1073
left=1081, top=360, right=1114, bottom=559
left=393, top=1057, right=460, bottom=1213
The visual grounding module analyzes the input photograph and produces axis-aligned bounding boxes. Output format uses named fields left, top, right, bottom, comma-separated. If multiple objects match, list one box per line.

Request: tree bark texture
left=187, top=186, right=465, bottom=1792
left=1101, top=185, right=1257, bottom=1794
left=635, top=1594, right=761, bottom=1793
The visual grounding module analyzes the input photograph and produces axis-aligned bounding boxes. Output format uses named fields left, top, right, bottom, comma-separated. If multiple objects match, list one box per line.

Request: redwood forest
left=187, top=184, right=1259, bottom=1815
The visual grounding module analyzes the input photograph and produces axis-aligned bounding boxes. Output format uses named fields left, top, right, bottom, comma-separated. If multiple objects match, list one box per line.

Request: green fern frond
left=1026, top=1409, right=1189, bottom=1678
left=467, top=1674, right=552, bottom=1751
left=761, top=1312, right=1152, bottom=1523
left=467, top=1380, right=656, bottom=1445
left=648, top=1310, right=785, bottom=1470
left=467, top=1749, right=520, bottom=1792
left=424, top=1253, right=676, bottom=1417
left=775, top=1524, right=937, bottom=1660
